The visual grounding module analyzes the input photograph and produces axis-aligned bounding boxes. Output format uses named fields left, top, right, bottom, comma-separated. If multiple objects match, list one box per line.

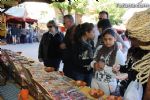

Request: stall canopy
left=0, top=0, right=65, bottom=9
left=5, top=5, right=37, bottom=24
left=6, top=15, right=38, bottom=24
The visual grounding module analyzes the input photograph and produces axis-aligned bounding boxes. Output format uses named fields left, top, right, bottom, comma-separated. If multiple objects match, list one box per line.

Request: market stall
left=6, top=15, right=38, bottom=28
left=0, top=49, right=123, bottom=100
left=5, top=5, right=38, bottom=28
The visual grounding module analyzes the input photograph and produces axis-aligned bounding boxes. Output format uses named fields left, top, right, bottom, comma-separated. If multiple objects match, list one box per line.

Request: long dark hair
left=95, top=28, right=118, bottom=66
left=74, top=22, right=94, bottom=43
left=102, top=28, right=116, bottom=38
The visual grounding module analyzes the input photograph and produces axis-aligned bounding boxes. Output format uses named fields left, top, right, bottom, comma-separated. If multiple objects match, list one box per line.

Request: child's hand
left=112, top=65, right=120, bottom=74
left=94, top=61, right=105, bottom=71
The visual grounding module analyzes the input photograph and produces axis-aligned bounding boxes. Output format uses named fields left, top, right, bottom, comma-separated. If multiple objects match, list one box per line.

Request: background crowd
left=6, top=24, right=38, bottom=44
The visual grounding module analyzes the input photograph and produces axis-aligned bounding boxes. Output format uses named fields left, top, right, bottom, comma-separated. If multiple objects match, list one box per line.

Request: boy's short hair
left=63, top=15, right=74, bottom=22
left=99, top=11, right=109, bottom=18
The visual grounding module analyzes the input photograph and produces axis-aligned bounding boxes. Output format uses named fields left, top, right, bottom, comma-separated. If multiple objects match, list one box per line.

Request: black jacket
left=62, top=25, right=76, bottom=71
left=120, top=47, right=149, bottom=80
left=119, top=47, right=149, bottom=96
left=71, top=40, right=94, bottom=74
left=38, top=32, right=64, bottom=60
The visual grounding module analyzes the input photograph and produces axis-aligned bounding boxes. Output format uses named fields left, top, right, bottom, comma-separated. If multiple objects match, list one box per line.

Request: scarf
left=95, top=43, right=118, bottom=67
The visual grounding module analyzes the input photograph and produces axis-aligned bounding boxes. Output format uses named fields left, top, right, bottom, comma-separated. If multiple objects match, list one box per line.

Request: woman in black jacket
left=71, top=23, right=95, bottom=86
left=38, top=20, right=64, bottom=71
left=113, top=36, right=150, bottom=97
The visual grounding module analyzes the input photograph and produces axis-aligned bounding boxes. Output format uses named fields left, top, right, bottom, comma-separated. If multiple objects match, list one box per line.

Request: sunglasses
left=48, top=26, right=53, bottom=28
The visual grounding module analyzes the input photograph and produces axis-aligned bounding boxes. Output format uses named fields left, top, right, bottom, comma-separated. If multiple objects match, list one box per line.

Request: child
left=91, top=28, right=126, bottom=95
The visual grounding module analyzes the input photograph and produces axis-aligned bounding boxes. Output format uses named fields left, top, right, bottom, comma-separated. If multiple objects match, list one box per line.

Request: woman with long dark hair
left=71, top=22, right=95, bottom=86
left=91, top=29, right=126, bottom=95
left=96, top=19, right=129, bottom=57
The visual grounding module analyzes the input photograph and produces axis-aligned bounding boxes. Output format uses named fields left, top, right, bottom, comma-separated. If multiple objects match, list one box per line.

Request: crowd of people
left=38, top=11, right=149, bottom=99
left=6, top=24, right=38, bottom=44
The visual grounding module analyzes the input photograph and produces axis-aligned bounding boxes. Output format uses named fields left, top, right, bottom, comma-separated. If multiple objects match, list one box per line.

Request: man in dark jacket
left=112, top=37, right=150, bottom=97
left=60, top=15, right=76, bottom=79
left=38, top=20, right=64, bottom=71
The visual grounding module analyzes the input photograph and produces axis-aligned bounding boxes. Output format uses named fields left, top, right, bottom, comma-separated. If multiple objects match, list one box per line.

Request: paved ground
left=0, top=43, right=64, bottom=100
left=0, top=43, right=63, bottom=70
left=0, top=43, right=39, bottom=61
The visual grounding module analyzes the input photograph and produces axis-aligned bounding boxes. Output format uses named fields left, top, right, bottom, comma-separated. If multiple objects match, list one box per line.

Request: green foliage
left=93, top=0, right=126, bottom=25
left=52, top=2, right=68, bottom=12
left=52, top=0, right=88, bottom=15
left=52, top=0, right=126, bottom=24
left=71, top=0, right=88, bottom=14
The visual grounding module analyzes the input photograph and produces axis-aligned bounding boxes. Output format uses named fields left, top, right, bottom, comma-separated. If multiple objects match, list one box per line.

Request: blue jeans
left=73, top=71, right=93, bottom=86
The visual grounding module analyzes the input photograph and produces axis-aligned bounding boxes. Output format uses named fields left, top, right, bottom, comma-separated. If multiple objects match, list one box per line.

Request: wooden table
left=1, top=50, right=98, bottom=100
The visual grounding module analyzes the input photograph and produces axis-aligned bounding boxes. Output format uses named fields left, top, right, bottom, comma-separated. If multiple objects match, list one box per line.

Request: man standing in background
left=16, top=25, right=21, bottom=44
left=61, top=15, right=76, bottom=79
left=93, top=11, right=109, bottom=47
left=11, top=25, right=17, bottom=44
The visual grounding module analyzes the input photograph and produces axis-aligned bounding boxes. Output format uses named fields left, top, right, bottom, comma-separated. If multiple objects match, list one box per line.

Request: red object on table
left=18, top=89, right=29, bottom=100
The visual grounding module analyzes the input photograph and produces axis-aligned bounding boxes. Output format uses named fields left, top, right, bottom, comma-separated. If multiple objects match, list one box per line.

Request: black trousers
left=43, top=59, right=61, bottom=71
left=63, top=65, right=74, bottom=79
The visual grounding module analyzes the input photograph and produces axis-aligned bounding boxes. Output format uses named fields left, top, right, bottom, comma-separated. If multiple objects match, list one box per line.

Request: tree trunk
left=59, top=8, right=64, bottom=17
left=67, top=5, right=71, bottom=14
left=75, top=13, right=82, bottom=24
left=53, top=7, right=64, bottom=23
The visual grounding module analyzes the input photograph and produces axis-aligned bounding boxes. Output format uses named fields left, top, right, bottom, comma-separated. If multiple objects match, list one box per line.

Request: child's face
left=103, top=33, right=116, bottom=47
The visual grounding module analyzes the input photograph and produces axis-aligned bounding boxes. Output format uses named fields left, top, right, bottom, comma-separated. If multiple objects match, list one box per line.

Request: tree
left=51, top=0, right=88, bottom=24
left=51, top=0, right=126, bottom=25
left=52, top=0, right=88, bottom=15
left=52, top=2, right=68, bottom=16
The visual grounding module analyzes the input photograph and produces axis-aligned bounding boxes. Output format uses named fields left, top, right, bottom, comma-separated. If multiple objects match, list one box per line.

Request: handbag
left=124, top=80, right=143, bottom=100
